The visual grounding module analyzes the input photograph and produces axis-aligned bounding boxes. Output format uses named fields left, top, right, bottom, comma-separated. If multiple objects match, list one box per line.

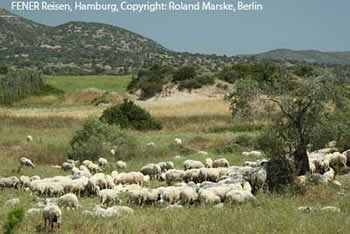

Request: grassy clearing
left=46, top=75, right=131, bottom=95
left=1, top=75, right=350, bottom=233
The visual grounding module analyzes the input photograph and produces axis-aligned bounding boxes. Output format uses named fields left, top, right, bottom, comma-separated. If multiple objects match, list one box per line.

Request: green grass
left=46, top=75, right=132, bottom=95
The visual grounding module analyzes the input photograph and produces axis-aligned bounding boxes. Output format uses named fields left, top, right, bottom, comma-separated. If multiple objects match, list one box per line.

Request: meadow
left=0, top=75, right=349, bottom=234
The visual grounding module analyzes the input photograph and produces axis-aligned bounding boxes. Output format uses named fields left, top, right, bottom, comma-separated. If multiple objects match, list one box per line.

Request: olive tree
left=226, top=69, right=345, bottom=175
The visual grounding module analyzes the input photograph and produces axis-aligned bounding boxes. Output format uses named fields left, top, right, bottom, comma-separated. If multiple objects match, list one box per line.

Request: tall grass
left=0, top=70, right=61, bottom=105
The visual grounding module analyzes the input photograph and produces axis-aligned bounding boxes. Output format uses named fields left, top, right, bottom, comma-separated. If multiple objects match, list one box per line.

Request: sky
left=1, top=0, right=350, bottom=56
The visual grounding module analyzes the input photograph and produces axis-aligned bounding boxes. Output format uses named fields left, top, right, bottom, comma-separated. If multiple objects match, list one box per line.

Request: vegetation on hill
left=0, top=9, right=236, bottom=75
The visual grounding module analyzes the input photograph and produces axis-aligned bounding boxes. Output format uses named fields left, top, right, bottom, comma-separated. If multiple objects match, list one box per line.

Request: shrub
left=3, top=206, right=25, bottom=234
left=215, top=143, right=242, bottom=154
left=67, top=118, right=138, bottom=161
left=178, top=79, right=201, bottom=90
left=234, top=134, right=256, bottom=148
left=266, top=156, right=295, bottom=193
left=173, top=66, right=197, bottom=82
left=100, top=99, right=162, bottom=131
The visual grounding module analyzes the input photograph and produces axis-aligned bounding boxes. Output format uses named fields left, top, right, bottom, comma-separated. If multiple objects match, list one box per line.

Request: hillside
left=251, top=49, right=350, bottom=65
left=0, top=9, right=235, bottom=74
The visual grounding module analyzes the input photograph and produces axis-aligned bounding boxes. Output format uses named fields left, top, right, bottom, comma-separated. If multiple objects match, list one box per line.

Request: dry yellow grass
left=138, top=98, right=231, bottom=118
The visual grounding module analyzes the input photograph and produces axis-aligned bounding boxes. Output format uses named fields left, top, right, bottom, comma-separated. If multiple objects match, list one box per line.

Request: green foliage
left=100, top=99, right=162, bottom=131
left=127, top=64, right=173, bottom=99
left=168, top=143, right=196, bottom=156
left=218, top=62, right=280, bottom=84
left=215, top=143, right=242, bottom=154
left=293, top=65, right=317, bottom=77
left=173, top=66, right=196, bottom=81
left=3, top=206, right=25, bottom=234
left=266, top=156, right=295, bottom=193
left=234, top=134, right=256, bottom=148
left=178, top=75, right=214, bottom=90
left=67, top=117, right=138, bottom=161
left=0, top=70, right=62, bottom=105
left=227, top=68, right=347, bottom=174
left=0, top=64, right=8, bottom=74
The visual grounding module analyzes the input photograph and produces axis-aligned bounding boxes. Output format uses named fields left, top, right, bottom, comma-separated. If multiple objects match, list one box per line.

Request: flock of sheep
left=1, top=137, right=350, bottom=231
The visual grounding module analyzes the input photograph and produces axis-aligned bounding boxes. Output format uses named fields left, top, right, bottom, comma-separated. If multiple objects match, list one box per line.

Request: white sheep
left=0, top=176, right=20, bottom=189
left=205, top=158, right=213, bottom=168
left=19, top=175, right=31, bottom=189
left=242, top=151, right=262, bottom=157
left=19, top=157, right=35, bottom=168
left=184, top=160, right=204, bottom=170
left=184, top=169, right=201, bottom=183
left=116, top=160, right=127, bottom=169
left=27, top=135, right=33, bottom=143
left=179, top=186, right=198, bottom=205
left=213, top=158, right=229, bottom=168
left=110, top=149, right=116, bottom=157
left=199, top=168, right=220, bottom=182
left=165, top=169, right=186, bottom=185
left=58, top=193, right=80, bottom=209
left=99, top=189, right=121, bottom=205
left=174, top=138, right=182, bottom=145
left=324, top=168, right=335, bottom=181
left=43, top=204, right=62, bottom=231
left=327, top=152, right=347, bottom=168
left=98, top=157, right=108, bottom=169
left=199, top=190, right=221, bottom=204
left=159, top=186, right=181, bottom=204
left=225, top=190, right=256, bottom=203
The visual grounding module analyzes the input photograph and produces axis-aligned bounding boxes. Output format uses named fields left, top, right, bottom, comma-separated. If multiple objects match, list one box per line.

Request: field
left=0, top=75, right=350, bottom=234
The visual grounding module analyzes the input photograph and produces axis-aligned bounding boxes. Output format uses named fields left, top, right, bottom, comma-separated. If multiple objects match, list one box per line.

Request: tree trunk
left=294, top=145, right=310, bottom=175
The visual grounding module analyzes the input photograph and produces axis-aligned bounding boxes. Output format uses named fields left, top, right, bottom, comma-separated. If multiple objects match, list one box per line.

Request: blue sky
left=1, top=0, right=349, bottom=55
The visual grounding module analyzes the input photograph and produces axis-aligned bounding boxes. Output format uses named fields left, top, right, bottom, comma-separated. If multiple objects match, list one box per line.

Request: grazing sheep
left=19, top=157, right=35, bottom=168
left=99, top=189, right=121, bottom=206
left=116, top=160, right=127, bottom=169
left=198, top=151, right=208, bottom=156
left=0, top=176, right=20, bottom=189
left=327, top=152, right=347, bottom=168
left=199, top=190, right=221, bottom=204
left=19, top=175, right=31, bottom=188
left=147, top=142, right=156, bottom=147
left=199, top=168, right=220, bottom=182
left=179, top=186, right=198, bottom=205
left=184, top=160, right=204, bottom=170
left=27, top=135, right=33, bottom=143
left=159, top=186, right=182, bottom=204
left=157, top=161, right=175, bottom=172
left=87, top=163, right=101, bottom=174
left=43, top=204, right=62, bottom=231
left=247, top=164, right=267, bottom=192
left=93, top=205, right=134, bottom=218
left=324, top=168, right=335, bottom=181
left=213, top=158, right=229, bottom=168
left=115, top=172, right=144, bottom=186
left=242, top=151, right=262, bottom=157
left=174, top=138, right=182, bottom=145
left=225, top=190, right=256, bottom=203
left=110, top=149, right=116, bottom=157
left=184, top=169, right=201, bottom=183
left=5, top=198, right=20, bottom=207
left=58, top=193, right=80, bottom=209
left=205, top=158, right=213, bottom=168
left=141, top=164, right=161, bottom=180
left=62, top=162, right=74, bottom=171
left=165, top=169, right=186, bottom=185
left=98, top=158, right=108, bottom=169
left=82, top=160, right=93, bottom=167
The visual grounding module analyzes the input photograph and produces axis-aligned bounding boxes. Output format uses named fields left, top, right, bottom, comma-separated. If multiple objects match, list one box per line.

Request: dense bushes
left=0, top=70, right=62, bottom=105
left=100, top=99, right=162, bottom=131
left=3, top=206, right=25, bottom=234
left=67, top=118, right=138, bottom=161
left=127, top=64, right=173, bottom=99
left=128, top=64, right=215, bottom=98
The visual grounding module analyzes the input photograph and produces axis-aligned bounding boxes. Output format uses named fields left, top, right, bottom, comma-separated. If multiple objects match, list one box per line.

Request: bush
left=256, top=127, right=286, bottom=157
left=173, top=66, right=197, bottom=82
left=234, top=134, right=256, bottom=148
left=215, top=143, right=242, bottom=154
left=178, top=79, right=201, bottom=90
left=67, top=118, right=138, bottom=161
left=100, top=99, right=162, bottom=131
left=3, top=206, right=25, bottom=234
left=266, top=156, right=295, bottom=193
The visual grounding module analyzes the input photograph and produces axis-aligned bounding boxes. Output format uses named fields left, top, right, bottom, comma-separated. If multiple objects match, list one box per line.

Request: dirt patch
left=64, top=88, right=122, bottom=105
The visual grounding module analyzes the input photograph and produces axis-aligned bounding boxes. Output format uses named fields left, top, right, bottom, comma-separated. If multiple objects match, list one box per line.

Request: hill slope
left=252, top=49, right=350, bottom=65
left=0, top=9, right=235, bottom=74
